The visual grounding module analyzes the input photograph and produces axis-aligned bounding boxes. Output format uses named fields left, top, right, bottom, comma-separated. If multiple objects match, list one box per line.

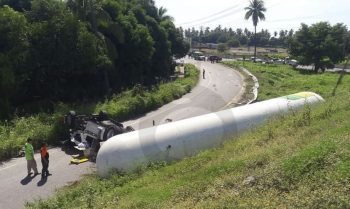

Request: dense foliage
left=0, top=0, right=189, bottom=119
left=289, top=22, right=350, bottom=72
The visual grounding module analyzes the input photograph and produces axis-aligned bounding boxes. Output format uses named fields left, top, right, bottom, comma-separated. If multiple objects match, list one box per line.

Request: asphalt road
left=0, top=148, right=94, bottom=209
left=0, top=60, right=244, bottom=209
left=124, top=59, right=245, bottom=129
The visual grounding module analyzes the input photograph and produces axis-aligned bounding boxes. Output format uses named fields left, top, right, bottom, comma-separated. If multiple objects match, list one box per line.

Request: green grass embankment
left=0, top=64, right=199, bottom=161
left=223, top=61, right=350, bottom=100
left=27, top=62, right=350, bottom=208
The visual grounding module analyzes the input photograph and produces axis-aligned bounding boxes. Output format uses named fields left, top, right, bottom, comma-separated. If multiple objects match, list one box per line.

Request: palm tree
left=244, top=0, right=266, bottom=62
left=157, top=6, right=174, bottom=22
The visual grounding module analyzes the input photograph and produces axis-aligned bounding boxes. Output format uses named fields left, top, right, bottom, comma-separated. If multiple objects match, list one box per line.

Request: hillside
left=27, top=62, right=350, bottom=209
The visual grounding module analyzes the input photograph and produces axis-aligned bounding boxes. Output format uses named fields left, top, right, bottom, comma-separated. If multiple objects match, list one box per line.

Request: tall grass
left=0, top=64, right=199, bottom=161
left=26, top=62, right=350, bottom=208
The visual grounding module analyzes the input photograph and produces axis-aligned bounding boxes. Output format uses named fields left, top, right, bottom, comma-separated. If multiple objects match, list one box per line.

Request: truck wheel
left=125, top=126, right=135, bottom=132
left=103, top=125, right=122, bottom=141
left=90, top=138, right=100, bottom=161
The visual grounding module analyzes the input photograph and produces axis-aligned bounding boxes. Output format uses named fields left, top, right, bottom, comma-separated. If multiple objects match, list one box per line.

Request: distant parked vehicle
left=288, top=59, right=299, bottom=67
left=263, top=59, right=274, bottom=64
left=275, top=59, right=285, bottom=64
left=208, top=55, right=222, bottom=63
left=250, top=57, right=263, bottom=62
left=195, top=55, right=206, bottom=61
left=192, top=51, right=204, bottom=60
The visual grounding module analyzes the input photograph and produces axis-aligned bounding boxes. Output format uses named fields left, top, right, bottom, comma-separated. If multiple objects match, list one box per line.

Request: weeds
left=293, top=102, right=312, bottom=127
left=282, top=140, right=337, bottom=183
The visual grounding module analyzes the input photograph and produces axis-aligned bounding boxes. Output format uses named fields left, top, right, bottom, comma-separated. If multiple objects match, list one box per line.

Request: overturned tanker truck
left=97, top=92, right=324, bottom=177
left=63, top=111, right=134, bottom=158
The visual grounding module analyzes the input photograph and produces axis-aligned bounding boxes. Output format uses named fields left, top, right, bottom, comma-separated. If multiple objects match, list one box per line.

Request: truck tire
left=90, top=138, right=100, bottom=161
left=103, top=125, right=123, bottom=141
left=125, top=126, right=135, bottom=132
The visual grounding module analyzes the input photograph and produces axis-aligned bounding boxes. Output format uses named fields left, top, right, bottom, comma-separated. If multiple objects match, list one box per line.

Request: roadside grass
left=27, top=62, right=350, bottom=208
left=91, top=64, right=198, bottom=121
left=0, top=64, right=199, bottom=161
left=223, top=61, right=350, bottom=101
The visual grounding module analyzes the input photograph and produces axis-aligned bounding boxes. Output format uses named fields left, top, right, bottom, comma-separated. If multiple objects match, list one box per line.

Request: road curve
left=0, top=60, right=244, bottom=209
left=124, top=59, right=245, bottom=129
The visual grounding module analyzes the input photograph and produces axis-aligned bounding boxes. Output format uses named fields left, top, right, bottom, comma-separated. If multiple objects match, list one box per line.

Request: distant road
left=0, top=59, right=244, bottom=209
left=124, top=58, right=245, bottom=129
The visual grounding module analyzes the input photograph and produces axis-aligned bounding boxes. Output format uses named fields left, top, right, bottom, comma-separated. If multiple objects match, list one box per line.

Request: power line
left=185, top=7, right=245, bottom=28
left=267, top=15, right=320, bottom=23
left=184, top=2, right=280, bottom=29
left=178, top=0, right=246, bottom=26
left=219, top=3, right=288, bottom=26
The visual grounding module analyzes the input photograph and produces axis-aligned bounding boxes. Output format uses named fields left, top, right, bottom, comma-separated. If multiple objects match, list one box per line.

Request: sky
left=155, top=0, right=350, bottom=33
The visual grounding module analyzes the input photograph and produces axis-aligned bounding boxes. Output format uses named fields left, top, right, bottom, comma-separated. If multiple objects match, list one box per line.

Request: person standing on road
left=25, top=138, right=39, bottom=176
left=40, top=142, right=51, bottom=178
left=203, top=69, right=206, bottom=79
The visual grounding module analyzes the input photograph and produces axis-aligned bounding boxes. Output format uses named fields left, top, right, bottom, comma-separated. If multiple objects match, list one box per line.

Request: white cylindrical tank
left=97, top=92, right=324, bottom=177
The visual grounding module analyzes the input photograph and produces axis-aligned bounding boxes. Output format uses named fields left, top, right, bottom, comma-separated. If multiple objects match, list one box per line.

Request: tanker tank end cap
left=283, top=92, right=324, bottom=101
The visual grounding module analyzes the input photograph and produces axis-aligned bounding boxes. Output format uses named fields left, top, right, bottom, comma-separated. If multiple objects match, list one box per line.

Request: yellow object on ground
left=70, top=156, right=89, bottom=164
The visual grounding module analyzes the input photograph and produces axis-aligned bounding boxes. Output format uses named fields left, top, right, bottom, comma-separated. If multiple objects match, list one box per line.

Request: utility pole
left=199, top=26, right=204, bottom=51
left=332, top=55, right=349, bottom=96
left=332, top=33, right=349, bottom=96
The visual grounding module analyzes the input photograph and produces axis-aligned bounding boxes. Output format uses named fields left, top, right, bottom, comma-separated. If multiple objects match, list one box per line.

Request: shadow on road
left=60, top=145, right=82, bottom=156
left=37, top=177, right=47, bottom=187
left=20, top=175, right=34, bottom=185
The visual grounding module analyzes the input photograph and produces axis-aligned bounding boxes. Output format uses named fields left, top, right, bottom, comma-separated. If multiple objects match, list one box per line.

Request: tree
left=0, top=6, right=28, bottom=118
left=157, top=6, right=173, bottom=22
left=217, top=43, right=228, bottom=53
left=227, top=37, right=240, bottom=47
left=289, top=22, right=350, bottom=72
left=0, top=0, right=30, bottom=12
left=162, top=21, right=189, bottom=58
left=244, top=0, right=266, bottom=61
left=20, top=0, right=106, bottom=103
left=67, top=0, right=115, bottom=94
left=0, top=0, right=194, bottom=117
